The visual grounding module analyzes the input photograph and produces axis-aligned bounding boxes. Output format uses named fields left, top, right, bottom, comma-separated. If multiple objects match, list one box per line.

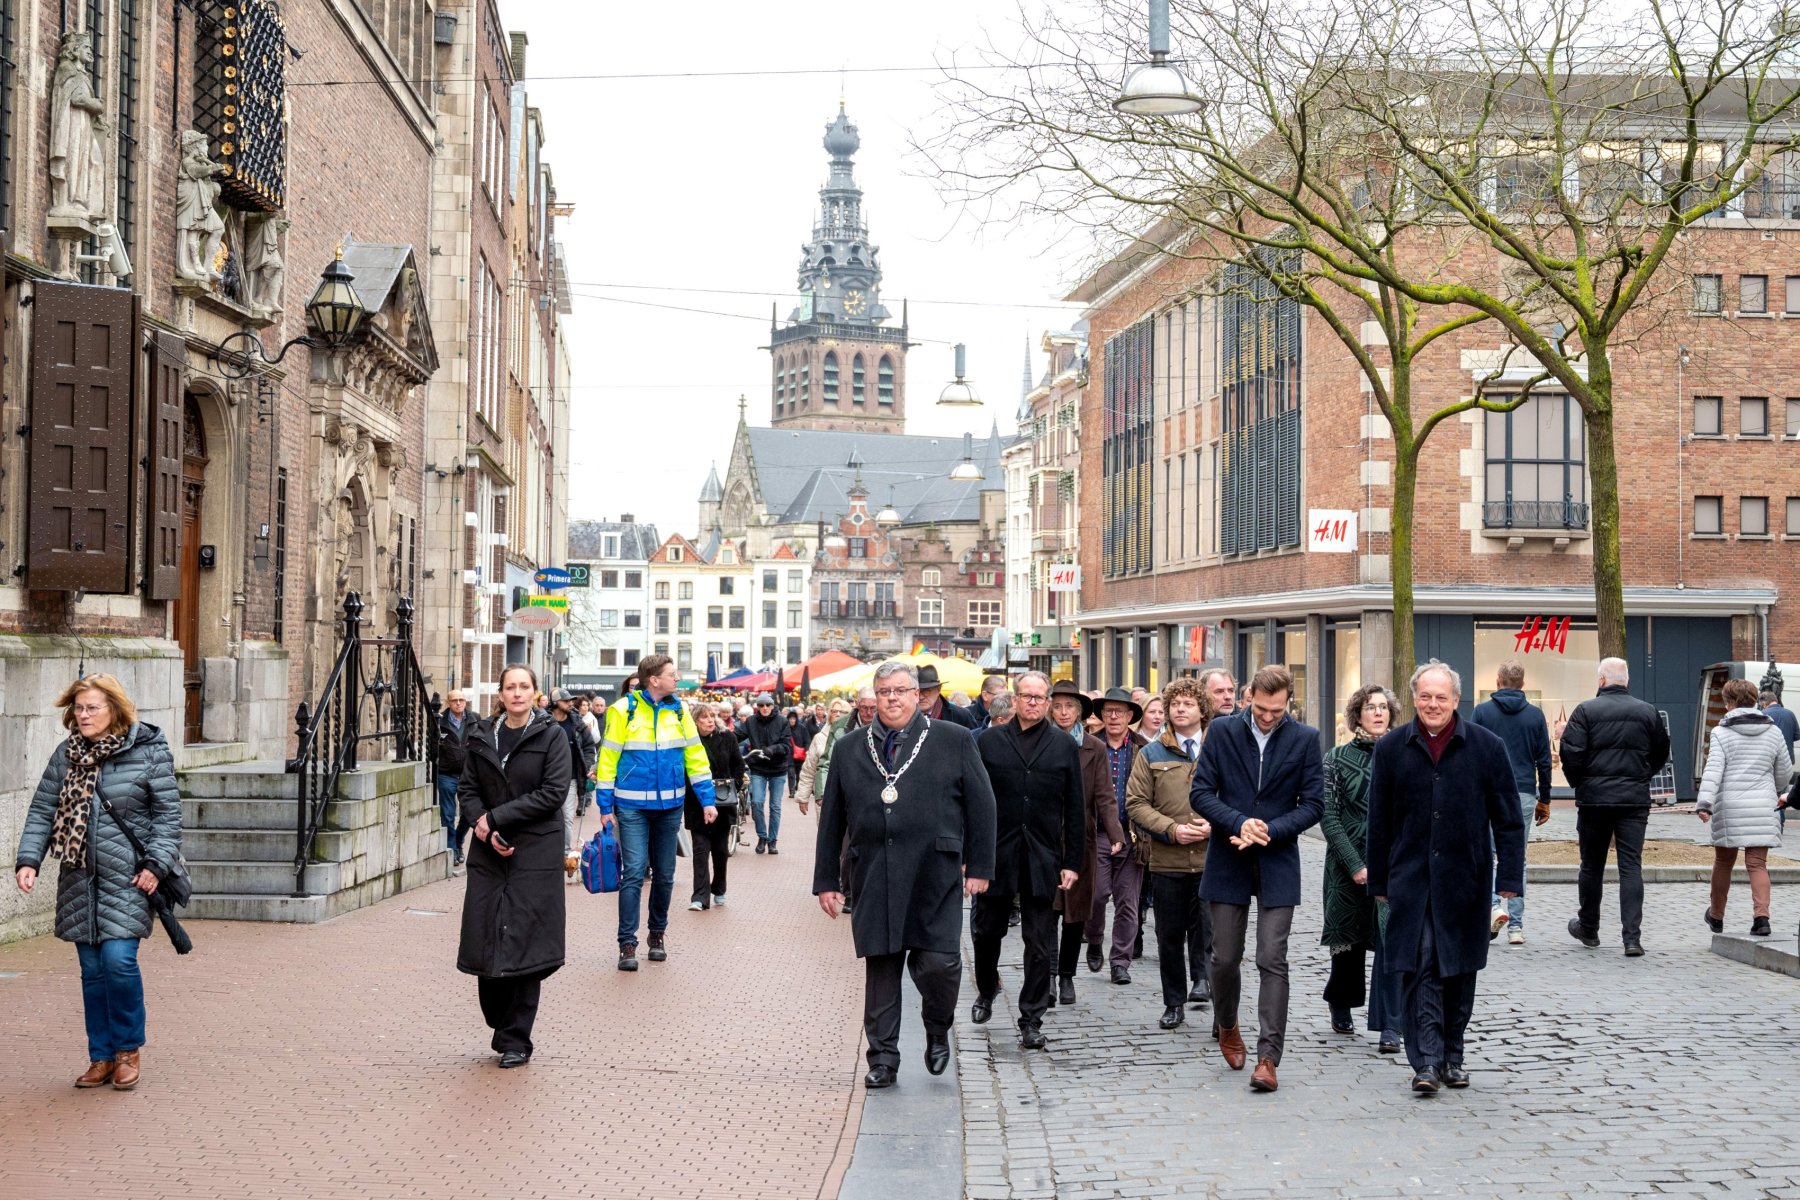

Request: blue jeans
left=76, top=938, right=146, bottom=1061
left=615, top=806, right=682, bottom=946
left=1491, top=792, right=1533, bottom=929
left=749, top=773, right=785, bottom=842
left=436, top=774, right=465, bottom=854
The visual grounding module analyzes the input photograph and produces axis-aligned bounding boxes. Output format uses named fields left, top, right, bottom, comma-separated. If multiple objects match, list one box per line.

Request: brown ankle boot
left=74, top=1060, right=115, bottom=1088
left=111, top=1050, right=140, bottom=1090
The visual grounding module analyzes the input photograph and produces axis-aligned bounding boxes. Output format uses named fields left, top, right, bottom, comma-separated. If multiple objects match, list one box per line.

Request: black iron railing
left=286, top=593, right=439, bottom=896
left=1482, top=499, right=1591, bottom=530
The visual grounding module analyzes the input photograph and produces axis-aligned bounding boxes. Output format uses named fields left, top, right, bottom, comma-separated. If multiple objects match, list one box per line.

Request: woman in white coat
left=1697, top=678, right=1793, bottom=937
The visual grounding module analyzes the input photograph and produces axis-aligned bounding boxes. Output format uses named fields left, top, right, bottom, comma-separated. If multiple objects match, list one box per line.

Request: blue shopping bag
left=581, top=823, right=621, bottom=894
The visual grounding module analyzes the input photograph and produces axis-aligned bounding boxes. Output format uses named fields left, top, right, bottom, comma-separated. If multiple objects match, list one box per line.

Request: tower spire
left=796, top=103, right=886, bottom=326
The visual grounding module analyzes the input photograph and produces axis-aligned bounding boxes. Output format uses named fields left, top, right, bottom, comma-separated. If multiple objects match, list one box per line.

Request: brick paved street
left=957, top=836, right=1800, bottom=1199
left=0, top=804, right=865, bottom=1200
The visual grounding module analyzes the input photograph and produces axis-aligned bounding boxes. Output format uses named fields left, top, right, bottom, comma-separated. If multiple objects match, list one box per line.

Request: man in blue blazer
left=1367, top=661, right=1526, bottom=1095
left=1190, top=665, right=1324, bottom=1093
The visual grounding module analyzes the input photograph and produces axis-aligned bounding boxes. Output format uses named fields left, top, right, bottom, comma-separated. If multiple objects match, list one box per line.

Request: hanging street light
left=949, top=432, right=985, bottom=482
left=875, top=487, right=902, bottom=527
left=1114, top=0, right=1204, bottom=116
left=938, top=342, right=982, bottom=407
left=215, top=247, right=368, bottom=379
left=821, top=509, right=849, bottom=550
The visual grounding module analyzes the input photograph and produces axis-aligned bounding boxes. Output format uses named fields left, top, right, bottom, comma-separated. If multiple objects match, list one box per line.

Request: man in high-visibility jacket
left=597, top=654, right=714, bottom=971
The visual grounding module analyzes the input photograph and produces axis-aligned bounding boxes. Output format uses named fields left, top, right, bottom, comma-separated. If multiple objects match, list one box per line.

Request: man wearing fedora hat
left=1047, top=679, right=1123, bottom=1005
left=916, top=664, right=979, bottom=731
left=1085, top=687, right=1149, bottom=984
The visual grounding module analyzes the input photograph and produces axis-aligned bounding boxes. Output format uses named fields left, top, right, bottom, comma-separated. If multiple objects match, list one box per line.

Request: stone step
left=183, top=827, right=355, bottom=863
left=177, top=761, right=298, bottom=800
left=184, top=892, right=329, bottom=923
left=187, top=859, right=340, bottom=897
left=1710, top=930, right=1800, bottom=979
left=183, top=797, right=297, bottom=831
left=173, top=741, right=253, bottom=771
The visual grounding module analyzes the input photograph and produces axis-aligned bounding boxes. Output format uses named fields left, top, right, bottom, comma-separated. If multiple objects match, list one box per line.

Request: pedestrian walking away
left=814, top=661, right=996, bottom=1090
left=1086, top=687, right=1148, bottom=983
left=549, top=687, right=598, bottom=882
left=436, top=689, right=474, bottom=868
left=743, top=694, right=792, bottom=854
left=1046, top=679, right=1124, bottom=1008
left=1470, top=660, right=1554, bottom=943
left=1697, top=678, right=1793, bottom=937
left=1558, top=658, right=1670, bottom=955
left=1760, top=689, right=1799, bottom=832
left=970, top=672, right=1084, bottom=1049
left=1366, top=661, right=1526, bottom=1095
left=456, top=662, right=572, bottom=1068
left=596, top=655, right=716, bottom=970
left=1125, top=677, right=1214, bottom=1034
left=1190, top=665, right=1324, bottom=1093
left=686, top=700, right=745, bottom=911
left=1318, top=683, right=1404, bottom=1051
left=14, top=673, right=183, bottom=1091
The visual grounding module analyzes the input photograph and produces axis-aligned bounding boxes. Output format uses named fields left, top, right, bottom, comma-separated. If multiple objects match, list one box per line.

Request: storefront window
left=1331, top=627, right=1363, bottom=744
left=1473, top=621, right=1601, bottom=790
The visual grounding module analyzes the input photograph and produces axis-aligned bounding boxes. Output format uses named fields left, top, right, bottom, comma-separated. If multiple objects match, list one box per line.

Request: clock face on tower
left=844, top=288, right=867, bottom=316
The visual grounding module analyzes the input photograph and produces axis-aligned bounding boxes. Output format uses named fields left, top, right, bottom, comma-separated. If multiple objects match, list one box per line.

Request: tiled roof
left=567, top=519, right=661, bottom=561
left=746, top=426, right=1008, bottom=526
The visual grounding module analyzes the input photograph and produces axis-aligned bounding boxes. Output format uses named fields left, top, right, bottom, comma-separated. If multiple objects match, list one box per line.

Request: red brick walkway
left=0, top=806, right=867, bottom=1200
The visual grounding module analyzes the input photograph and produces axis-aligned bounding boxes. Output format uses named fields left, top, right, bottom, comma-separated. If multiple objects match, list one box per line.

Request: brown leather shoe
left=111, top=1050, right=140, bottom=1090
left=1218, top=1024, right=1247, bottom=1070
left=74, top=1060, right=115, bottom=1088
left=1250, top=1058, right=1278, bottom=1092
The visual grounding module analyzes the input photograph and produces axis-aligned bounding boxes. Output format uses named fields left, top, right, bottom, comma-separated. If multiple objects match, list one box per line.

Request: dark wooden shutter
left=27, top=281, right=138, bottom=592
left=145, top=330, right=186, bottom=599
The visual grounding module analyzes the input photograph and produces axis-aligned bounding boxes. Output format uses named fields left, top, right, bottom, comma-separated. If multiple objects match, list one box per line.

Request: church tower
left=768, top=104, right=909, bottom=433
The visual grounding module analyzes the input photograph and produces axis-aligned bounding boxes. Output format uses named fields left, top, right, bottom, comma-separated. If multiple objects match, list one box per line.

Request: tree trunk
left=1584, top=398, right=1628, bottom=660
left=1390, top=440, right=1419, bottom=708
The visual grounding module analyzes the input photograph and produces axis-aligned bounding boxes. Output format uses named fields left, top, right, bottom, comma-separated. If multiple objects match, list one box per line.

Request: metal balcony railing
left=1482, top=499, right=1591, bottom=530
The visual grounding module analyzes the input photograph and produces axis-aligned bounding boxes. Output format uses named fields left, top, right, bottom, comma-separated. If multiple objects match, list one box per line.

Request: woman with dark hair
left=457, top=662, right=572, bottom=1067
left=1319, top=682, right=1403, bottom=1052
left=687, top=701, right=746, bottom=910
left=14, top=673, right=182, bottom=1090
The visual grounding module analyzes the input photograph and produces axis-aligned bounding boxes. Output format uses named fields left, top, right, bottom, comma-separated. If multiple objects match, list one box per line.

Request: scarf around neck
left=50, top=731, right=129, bottom=866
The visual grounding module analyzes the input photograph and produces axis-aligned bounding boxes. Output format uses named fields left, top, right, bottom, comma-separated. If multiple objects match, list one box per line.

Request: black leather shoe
left=498, top=1051, right=530, bottom=1068
left=1111, top=965, right=1130, bottom=985
left=864, top=1065, right=897, bottom=1089
left=1057, top=976, right=1076, bottom=1006
left=971, top=994, right=995, bottom=1024
left=755, top=838, right=768, bottom=854
left=1703, top=907, right=1724, bottom=933
left=647, top=932, right=667, bottom=962
left=1186, top=981, right=1210, bottom=1006
left=1567, top=917, right=1599, bottom=948
left=618, top=943, right=639, bottom=971
left=925, top=1033, right=950, bottom=1076
left=1439, top=1065, right=1470, bottom=1089
left=1623, top=940, right=1644, bottom=957
left=1086, top=943, right=1103, bottom=973
left=1018, top=1023, right=1046, bottom=1050
left=768, top=841, right=779, bottom=855
left=1158, top=1006, right=1184, bottom=1030
left=1411, top=1069, right=1440, bottom=1094
left=1378, top=1038, right=1402, bottom=1054
left=1751, top=916, right=1772, bottom=936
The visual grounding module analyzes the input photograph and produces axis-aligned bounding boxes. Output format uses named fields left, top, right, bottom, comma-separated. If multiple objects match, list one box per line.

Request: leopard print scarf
left=48, top=732, right=128, bottom=866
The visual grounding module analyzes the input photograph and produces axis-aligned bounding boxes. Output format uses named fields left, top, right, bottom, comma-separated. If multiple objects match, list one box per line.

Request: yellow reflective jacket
left=596, top=690, right=714, bottom=814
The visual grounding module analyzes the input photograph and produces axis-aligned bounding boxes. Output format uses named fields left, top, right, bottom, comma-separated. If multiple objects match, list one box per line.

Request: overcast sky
left=508, top=0, right=1095, bottom=539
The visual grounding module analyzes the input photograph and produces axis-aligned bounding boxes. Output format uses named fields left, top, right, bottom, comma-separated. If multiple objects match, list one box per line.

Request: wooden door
left=173, top=398, right=208, bottom=744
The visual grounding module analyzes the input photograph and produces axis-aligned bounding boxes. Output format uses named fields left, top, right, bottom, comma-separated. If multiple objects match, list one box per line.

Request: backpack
left=580, top=823, right=621, bottom=894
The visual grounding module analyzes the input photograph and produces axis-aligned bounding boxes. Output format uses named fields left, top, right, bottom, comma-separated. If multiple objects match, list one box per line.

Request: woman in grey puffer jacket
left=14, top=674, right=182, bottom=1090
left=1696, top=679, right=1793, bottom=938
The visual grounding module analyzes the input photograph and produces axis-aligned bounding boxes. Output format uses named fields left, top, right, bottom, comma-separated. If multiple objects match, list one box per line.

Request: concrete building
left=564, top=516, right=659, bottom=699
left=646, top=531, right=756, bottom=682
left=1007, top=328, right=1087, bottom=680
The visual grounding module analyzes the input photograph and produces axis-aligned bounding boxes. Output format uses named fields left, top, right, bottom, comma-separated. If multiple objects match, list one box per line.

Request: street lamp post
left=1114, top=0, right=1205, bottom=116
left=215, top=250, right=369, bottom=379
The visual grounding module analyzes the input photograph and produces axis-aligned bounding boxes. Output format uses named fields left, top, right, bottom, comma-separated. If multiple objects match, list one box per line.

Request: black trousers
left=1324, top=948, right=1368, bottom=1011
left=972, top=890, right=1059, bottom=1026
left=689, top=819, right=731, bottom=903
left=1148, top=872, right=1212, bottom=1009
left=1576, top=805, right=1649, bottom=943
left=864, top=948, right=960, bottom=1069
left=1057, top=919, right=1085, bottom=978
left=477, top=970, right=549, bottom=1055
left=1401, top=918, right=1478, bottom=1073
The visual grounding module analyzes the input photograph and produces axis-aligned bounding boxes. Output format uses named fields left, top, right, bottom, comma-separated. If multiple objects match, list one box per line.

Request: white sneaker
left=1489, top=908, right=1508, bottom=939
left=687, top=901, right=704, bottom=911
left=714, top=894, right=727, bottom=907
left=1508, top=929, right=1525, bottom=945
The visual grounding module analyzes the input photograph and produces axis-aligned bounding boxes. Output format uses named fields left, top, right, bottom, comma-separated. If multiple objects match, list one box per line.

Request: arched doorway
left=173, top=396, right=209, bottom=743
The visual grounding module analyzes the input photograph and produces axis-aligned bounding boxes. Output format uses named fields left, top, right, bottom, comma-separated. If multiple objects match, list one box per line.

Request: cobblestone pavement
left=957, top=837, right=1800, bottom=1200
left=0, top=801, right=866, bottom=1200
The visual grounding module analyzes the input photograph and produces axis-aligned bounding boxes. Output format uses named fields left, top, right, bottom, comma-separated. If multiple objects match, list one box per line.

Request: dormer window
left=669, top=545, right=684, bottom=563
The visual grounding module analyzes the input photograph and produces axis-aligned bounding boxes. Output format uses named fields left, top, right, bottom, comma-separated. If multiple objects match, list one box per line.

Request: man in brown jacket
left=1048, top=680, right=1124, bottom=1007
left=1126, top=677, right=1213, bottom=1031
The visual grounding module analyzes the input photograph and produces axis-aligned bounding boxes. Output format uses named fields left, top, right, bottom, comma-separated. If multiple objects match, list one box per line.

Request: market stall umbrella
left=892, top=651, right=985, bottom=697
left=676, top=678, right=702, bottom=692
left=781, top=650, right=863, bottom=691
left=717, top=670, right=776, bottom=693
left=811, top=660, right=878, bottom=693
left=705, top=655, right=719, bottom=685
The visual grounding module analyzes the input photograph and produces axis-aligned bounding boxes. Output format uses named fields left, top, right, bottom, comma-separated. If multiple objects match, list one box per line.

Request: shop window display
left=1472, top=622, right=1602, bottom=790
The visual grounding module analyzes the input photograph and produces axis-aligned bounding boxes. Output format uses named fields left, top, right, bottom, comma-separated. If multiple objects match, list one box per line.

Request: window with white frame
left=918, top=598, right=944, bottom=626
left=968, top=600, right=1002, bottom=627
left=921, top=568, right=942, bottom=587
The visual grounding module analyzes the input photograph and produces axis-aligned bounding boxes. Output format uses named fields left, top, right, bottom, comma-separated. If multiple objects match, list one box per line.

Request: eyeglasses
left=875, top=688, right=917, bottom=699
left=1015, top=693, right=1049, bottom=703
left=72, top=704, right=110, bottom=717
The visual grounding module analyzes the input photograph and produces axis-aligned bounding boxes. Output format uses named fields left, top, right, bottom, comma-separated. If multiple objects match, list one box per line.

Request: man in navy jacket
left=1367, top=661, right=1526, bottom=1095
left=1190, top=665, right=1323, bottom=1093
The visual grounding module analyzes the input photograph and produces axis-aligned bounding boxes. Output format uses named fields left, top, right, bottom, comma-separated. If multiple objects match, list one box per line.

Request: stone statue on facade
left=175, top=131, right=228, bottom=287
left=247, top=214, right=290, bottom=317
left=48, top=31, right=109, bottom=236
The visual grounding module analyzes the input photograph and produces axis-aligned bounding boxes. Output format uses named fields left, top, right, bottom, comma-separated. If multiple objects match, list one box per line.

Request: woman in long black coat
left=686, top=702, right=745, bottom=910
left=458, top=662, right=572, bottom=1067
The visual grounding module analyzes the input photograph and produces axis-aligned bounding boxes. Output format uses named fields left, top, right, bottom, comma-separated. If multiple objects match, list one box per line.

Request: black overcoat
left=1190, top=715, right=1324, bottom=907
left=456, top=713, right=572, bottom=979
left=975, top=721, right=1084, bottom=899
left=814, top=713, right=997, bottom=957
left=1365, top=717, right=1527, bottom=979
